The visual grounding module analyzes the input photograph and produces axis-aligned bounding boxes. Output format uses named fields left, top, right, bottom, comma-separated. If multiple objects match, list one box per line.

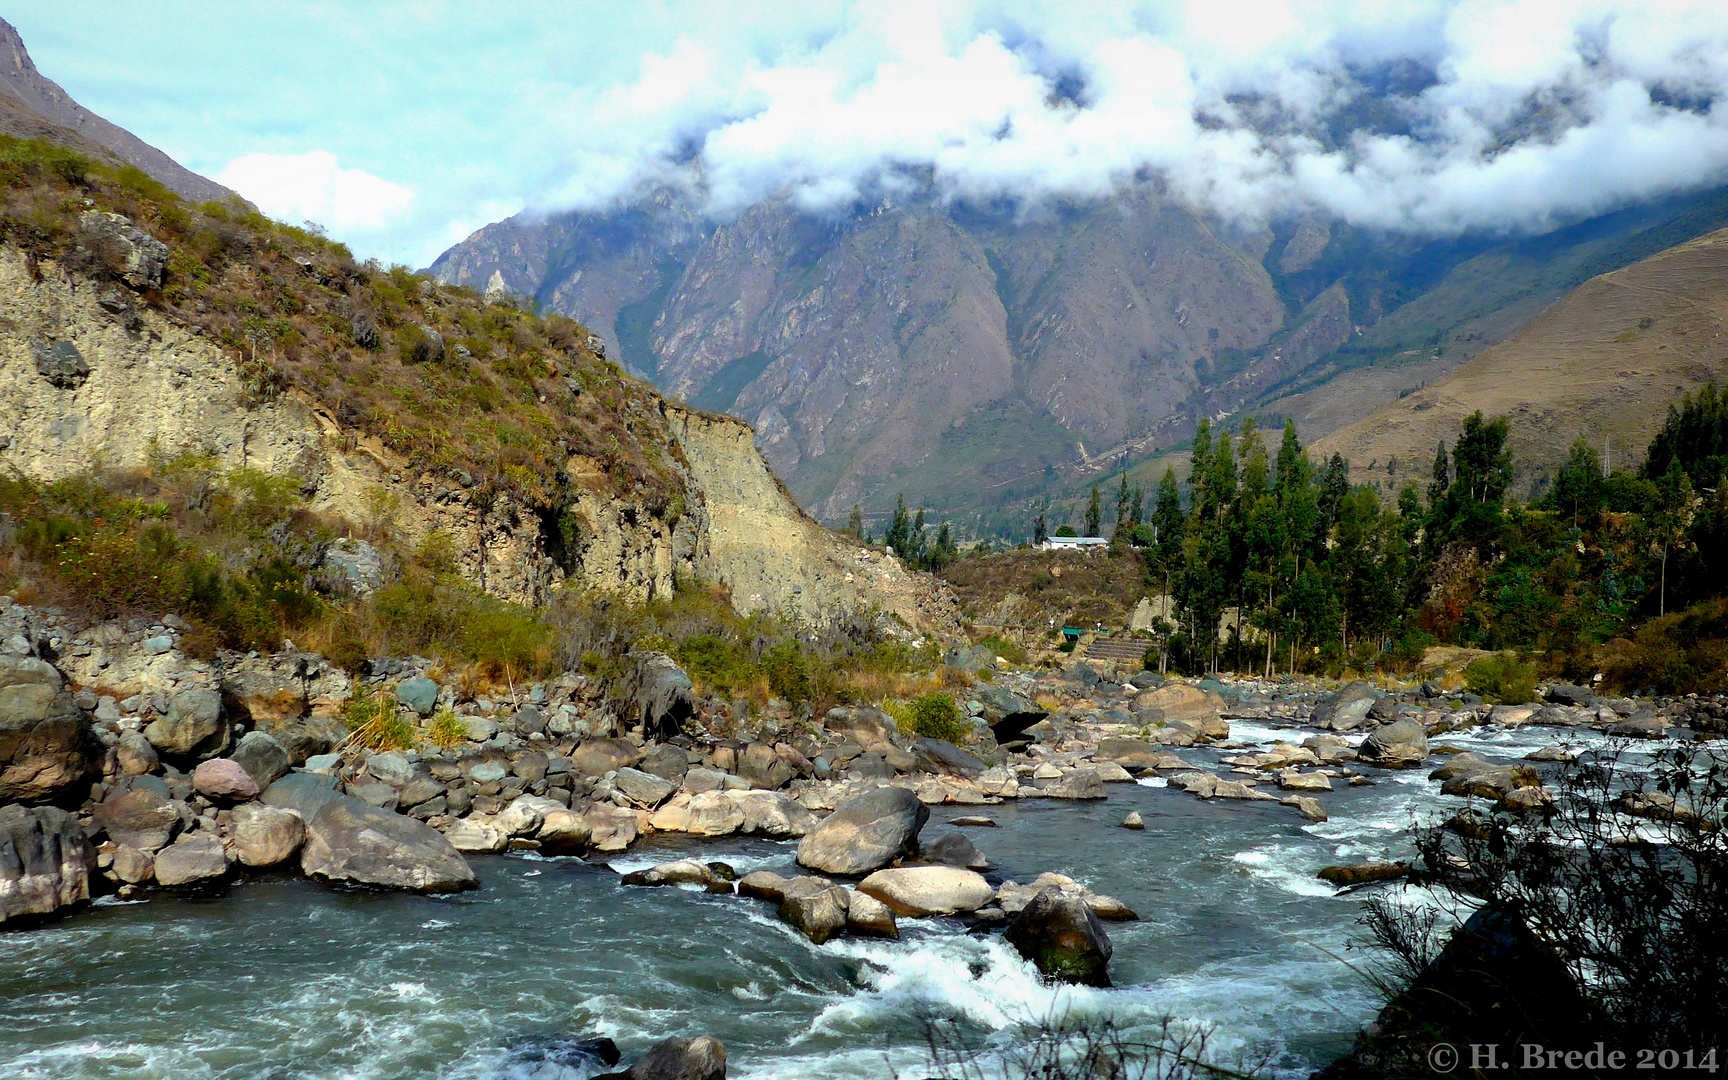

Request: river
left=0, top=719, right=1652, bottom=1080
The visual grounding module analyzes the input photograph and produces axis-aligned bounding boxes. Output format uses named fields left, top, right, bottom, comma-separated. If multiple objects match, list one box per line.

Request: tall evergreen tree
left=884, top=494, right=912, bottom=554
left=1086, top=484, right=1103, bottom=536
left=847, top=504, right=863, bottom=538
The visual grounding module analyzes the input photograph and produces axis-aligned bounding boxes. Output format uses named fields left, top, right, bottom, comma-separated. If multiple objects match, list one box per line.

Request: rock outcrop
left=299, top=796, right=477, bottom=893
left=1004, top=886, right=1114, bottom=987
left=0, top=656, right=95, bottom=803
left=0, top=803, right=94, bottom=925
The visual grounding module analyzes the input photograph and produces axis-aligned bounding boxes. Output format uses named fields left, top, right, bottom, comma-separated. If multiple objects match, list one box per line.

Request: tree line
left=1098, top=385, right=1728, bottom=689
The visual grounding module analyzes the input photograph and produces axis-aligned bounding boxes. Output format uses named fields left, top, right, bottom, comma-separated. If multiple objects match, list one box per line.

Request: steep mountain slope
left=433, top=178, right=1728, bottom=530
left=1312, top=227, right=1728, bottom=493
left=0, top=18, right=235, bottom=204
left=0, top=113, right=949, bottom=636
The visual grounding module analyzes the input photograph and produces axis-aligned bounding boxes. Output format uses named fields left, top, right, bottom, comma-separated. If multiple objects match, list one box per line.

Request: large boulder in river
left=230, top=803, right=305, bottom=867
left=0, top=803, right=94, bottom=926
left=910, top=737, right=986, bottom=778
left=153, top=833, right=231, bottom=887
left=1004, top=886, right=1113, bottom=987
left=1132, top=683, right=1223, bottom=729
left=300, top=796, right=477, bottom=892
left=968, top=683, right=1048, bottom=744
left=823, top=706, right=897, bottom=748
left=229, top=731, right=290, bottom=789
left=0, top=655, right=96, bottom=803
left=93, top=778, right=184, bottom=852
left=1312, top=681, right=1383, bottom=731
left=192, top=757, right=261, bottom=800
left=595, top=1035, right=726, bottom=1080
left=778, top=877, right=851, bottom=943
left=260, top=772, right=342, bottom=818
left=1357, top=719, right=1429, bottom=768
left=796, top=785, right=928, bottom=875
left=857, top=866, right=994, bottom=916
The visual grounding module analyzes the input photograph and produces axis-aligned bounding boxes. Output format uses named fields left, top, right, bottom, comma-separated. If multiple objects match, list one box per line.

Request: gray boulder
left=1004, top=886, right=1113, bottom=987
left=613, top=767, right=676, bottom=808
left=910, top=737, right=986, bottom=778
left=0, top=655, right=96, bottom=803
left=779, top=879, right=850, bottom=944
left=395, top=677, right=439, bottom=717
left=1544, top=683, right=1595, bottom=707
left=572, top=738, right=641, bottom=776
left=922, top=831, right=989, bottom=870
left=796, top=785, right=928, bottom=876
left=230, top=804, right=305, bottom=867
left=1314, top=681, right=1383, bottom=731
left=322, top=539, right=384, bottom=596
left=969, top=683, right=1048, bottom=744
left=154, top=834, right=230, bottom=887
left=1357, top=719, right=1430, bottom=768
left=300, top=796, right=476, bottom=892
left=595, top=1035, right=726, bottom=1080
left=365, top=751, right=416, bottom=787
left=229, top=731, right=290, bottom=789
left=116, top=730, right=159, bottom=776
left=260, top=772, right=342, bottom=819
left=0, top=804, right=94, bottom=925
left=144, top=688, right=227, bottom=759
left=93, top=780, right=184, bottom=852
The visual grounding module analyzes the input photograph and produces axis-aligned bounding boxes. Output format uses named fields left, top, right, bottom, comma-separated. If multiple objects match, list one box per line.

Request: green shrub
left=674, top=633, right=758, bottom=694
left=427, top=707, right=467, bottom=749
left=975, top=633, right=1026, bottom=665
left=761, top=640, right=812, bottom=703
left=1464, top=653, right=1538, bottom=704
left=894, top=691, right=970, bottom=743
left=344, top=683, right=414, bottom=750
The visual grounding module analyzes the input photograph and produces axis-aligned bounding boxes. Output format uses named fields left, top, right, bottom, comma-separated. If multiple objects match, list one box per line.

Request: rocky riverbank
left=5, top=593, right=1725, bottom=1072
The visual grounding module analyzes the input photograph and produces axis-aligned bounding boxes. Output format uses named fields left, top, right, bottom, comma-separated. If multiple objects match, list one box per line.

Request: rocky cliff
left=0, top=237, right=953, bottom=634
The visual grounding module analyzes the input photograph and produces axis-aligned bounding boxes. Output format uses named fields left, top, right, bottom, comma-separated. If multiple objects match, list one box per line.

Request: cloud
left=214, top=151, right=414, bottom=234
left=19, top=0, right=1728, bottom=261
left=530, top=0, right=1728, bottom=237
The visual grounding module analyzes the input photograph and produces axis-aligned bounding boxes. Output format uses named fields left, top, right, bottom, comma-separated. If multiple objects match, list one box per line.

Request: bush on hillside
left=892, top=692, right=970, bottom=743
left=1463, top=653, right=1537, bottom=704
left=1600, top=598, right=1728, bottom=696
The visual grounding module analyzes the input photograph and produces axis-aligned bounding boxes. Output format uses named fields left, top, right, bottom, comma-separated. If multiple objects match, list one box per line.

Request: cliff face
left=0, top=245, right=953, bottom=634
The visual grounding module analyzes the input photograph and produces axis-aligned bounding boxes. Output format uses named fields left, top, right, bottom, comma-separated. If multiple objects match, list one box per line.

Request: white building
left=1038, top=536, right=1109, bottom=552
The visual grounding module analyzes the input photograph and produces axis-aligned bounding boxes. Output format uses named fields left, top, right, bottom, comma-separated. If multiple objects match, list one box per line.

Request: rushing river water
left=0, top=719, right=1667, bottom=1080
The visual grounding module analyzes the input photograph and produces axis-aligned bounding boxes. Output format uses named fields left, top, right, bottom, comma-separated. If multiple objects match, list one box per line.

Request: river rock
left=229, top=731, right=290, bottom=789
left=950, top=815, right=998, bottom=827
left=911, top=737, right=986, bottom=778
left=1278, top=771, right=1334, bottom=792
left=94, top=782, right=183, bottom=852
left=823, top=705, right=897, bottom=747
left=1031, top=768, right=1107, bottom=799
left=1607, top=715, right=1671, bottom=739
left=994, top=872, right=1136, bottom=920
left=594, top=1035, right=726, bottom=1080
left=845, top=888, right=899, bottom=938
left=116, top=730, right=159, bottom=776
left=621, top=859, right=714, bottom=888
left=921, top=831, right=989, bottom=870
left=1133, top=683, right=1224, bottom=729
left=640, top=743, right=691, bottom=782
left=112, top=845, right=155, bottom=884
left=1317, top=862, right=1409, bottom=888
left=365, top=751, right=416, bottom=788
left=395, top=677, right=439, bottom=716
left=1313, top=681, right=1382, bottom=731
left=496, top=794, right=564, bottom=836
left=399, top=776, right=445, bottom=808
left=1543, top=683, right=1594, bottom=707
left=573, top=738, right=641, bottom=776
left=192, top=758, right=261, bottom=801
left=1092, top=738, right=1170, bottom=772
left=737, top=870, right=790, bottom=902
left=1004, top=887, right=1113, bottom=987
left=0, top=804, right=94, bottom=925
left=445, top=818, right=509, bottom=854
left=154, top=833, right=230, bottom=886
left=1283, top=795, right=1328, bottom=822
left=736, top=743, right=794, bottom=789
left=969, top=683, right=1049, bottom=745
left=1356, top=718, right=1430, bottom=768
left=537, top=808, right=593, bottom=852
left=857, top=866, right=994, bottom=916
left=796, top=785, right=928, bottom=875
left=730, top=789, right=817, bottom=837
left=260, top=772, right=342, bottom=818
left=230, top=803, right=305, bottom=867
left=587, top=803, right=639, bottom=852
left=779, top=878, right=851, bottom=943
left=301, top=796, right=477, bottom=892
left=144, top=688, right=227, bottom=760
left=613, top=767, right=677, bottom=808
left=682, top=790, right=746, bottom=836
left=0, top=655, right=96, bottom=802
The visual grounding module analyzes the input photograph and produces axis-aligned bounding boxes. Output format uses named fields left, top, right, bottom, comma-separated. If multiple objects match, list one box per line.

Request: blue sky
left=12, top=2, right=1728, bottom=268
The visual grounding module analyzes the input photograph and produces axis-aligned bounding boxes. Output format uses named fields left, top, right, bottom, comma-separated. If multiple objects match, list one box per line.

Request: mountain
left=0, top=18, right=235, bottom=203
left=1312, top=225, right=1728, bottom=494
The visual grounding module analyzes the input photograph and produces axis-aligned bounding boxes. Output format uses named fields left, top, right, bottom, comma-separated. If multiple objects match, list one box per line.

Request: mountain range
left=431, top=175, right=1728, bottom=533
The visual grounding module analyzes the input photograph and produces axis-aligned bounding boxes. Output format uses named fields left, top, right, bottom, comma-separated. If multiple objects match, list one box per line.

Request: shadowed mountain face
left=432, top=178, right=1728, bottom=530
left=0, top=18, right=235, bottom=204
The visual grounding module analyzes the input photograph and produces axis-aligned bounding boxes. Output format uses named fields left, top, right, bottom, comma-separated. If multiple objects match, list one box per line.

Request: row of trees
left=1097, top=386, right=1728, bottom=686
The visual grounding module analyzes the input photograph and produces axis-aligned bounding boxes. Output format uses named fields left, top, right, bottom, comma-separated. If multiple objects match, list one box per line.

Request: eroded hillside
left=1313, top=227, right=1728, bottom=492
